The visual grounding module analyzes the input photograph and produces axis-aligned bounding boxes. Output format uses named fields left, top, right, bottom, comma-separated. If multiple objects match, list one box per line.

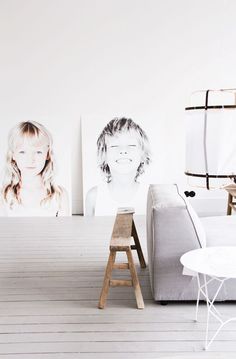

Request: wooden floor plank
left=0, top=340, right=235, bottom=353
left=0, top=354, right=233, bottom=359
left=1, top=330, right=236, bottom=342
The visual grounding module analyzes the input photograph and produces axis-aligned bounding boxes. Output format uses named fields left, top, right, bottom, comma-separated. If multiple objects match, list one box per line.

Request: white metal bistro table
left=180, top=246, right=236, bottom=350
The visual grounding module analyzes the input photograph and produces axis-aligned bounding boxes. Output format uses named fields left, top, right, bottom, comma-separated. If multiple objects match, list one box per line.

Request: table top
left=180, top=246, right=236, bottom=278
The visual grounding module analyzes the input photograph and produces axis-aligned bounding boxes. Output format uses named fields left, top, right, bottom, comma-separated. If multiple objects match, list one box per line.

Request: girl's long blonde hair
left=2, top=121, right=62, bottom=209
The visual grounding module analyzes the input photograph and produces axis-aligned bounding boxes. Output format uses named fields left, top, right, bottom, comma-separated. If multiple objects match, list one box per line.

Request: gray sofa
left=146, top=184, right=236, bottom=301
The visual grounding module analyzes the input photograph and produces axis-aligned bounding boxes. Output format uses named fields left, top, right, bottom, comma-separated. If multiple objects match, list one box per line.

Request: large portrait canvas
left=82, top=117, right=156, bottom=216
left=0, top=119, right=71, bottom=216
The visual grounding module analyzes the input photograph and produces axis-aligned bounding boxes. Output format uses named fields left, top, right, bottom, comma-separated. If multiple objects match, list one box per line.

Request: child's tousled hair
left=2, top=121, right=62, bottom=209
left=97, top=117, right=151, bottom=183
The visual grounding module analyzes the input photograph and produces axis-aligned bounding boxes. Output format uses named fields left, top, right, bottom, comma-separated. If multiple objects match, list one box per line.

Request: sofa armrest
left=146, top=184, right=206, bottom=300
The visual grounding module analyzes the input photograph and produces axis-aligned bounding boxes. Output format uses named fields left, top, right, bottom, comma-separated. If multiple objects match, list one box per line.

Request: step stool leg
left=132, top=220, right=146, bottom=268
left=98, top=251, right=116, bottom=309
left=227, top=193, right=233, bottom=215
left=126, top=248, right=144, bottom=309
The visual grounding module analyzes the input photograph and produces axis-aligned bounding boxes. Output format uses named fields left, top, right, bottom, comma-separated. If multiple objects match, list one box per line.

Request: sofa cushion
left=179, top=191, right=206, bottom=248
left=201, top=215, right=236, bottom=246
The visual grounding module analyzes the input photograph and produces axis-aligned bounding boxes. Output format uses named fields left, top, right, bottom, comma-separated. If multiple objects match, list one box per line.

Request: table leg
left=204, top=274, right=210, bottom=349
left=195, top=275, right=232, bottom=350
left=195, top=273, right=201, bottom=322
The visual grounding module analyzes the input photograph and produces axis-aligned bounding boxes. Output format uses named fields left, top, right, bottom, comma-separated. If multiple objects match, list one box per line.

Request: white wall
left=0, top=0, right=236, bottom=214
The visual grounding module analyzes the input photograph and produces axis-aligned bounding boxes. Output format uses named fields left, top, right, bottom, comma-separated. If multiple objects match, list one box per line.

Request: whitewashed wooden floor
left=0, top=215, right=236, bottom=359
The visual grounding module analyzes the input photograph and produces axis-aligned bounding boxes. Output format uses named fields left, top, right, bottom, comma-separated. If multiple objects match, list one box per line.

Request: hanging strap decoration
left=204, top=90, right=210, bottom=189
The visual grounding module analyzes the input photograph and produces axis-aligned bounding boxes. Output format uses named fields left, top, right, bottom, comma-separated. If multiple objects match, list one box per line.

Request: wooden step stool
left=98, top=210, right=146, bottom=309
left=225, top=186, right=236, bottom=215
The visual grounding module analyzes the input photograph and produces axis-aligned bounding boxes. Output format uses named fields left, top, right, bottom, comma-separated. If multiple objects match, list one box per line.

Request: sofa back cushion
left=185, top=200, right=206, bottom=248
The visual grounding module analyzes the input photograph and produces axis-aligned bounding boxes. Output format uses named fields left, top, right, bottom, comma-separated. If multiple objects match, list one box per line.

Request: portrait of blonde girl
left=0, top=121, right=70, bottom=216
